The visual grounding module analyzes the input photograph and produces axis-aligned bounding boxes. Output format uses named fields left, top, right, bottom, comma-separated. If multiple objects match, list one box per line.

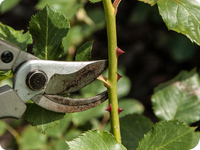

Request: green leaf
left=53, top=140, right=69, bottom=150
left=75, top=41, right=93, bottom=61
left=29, top=5, right=70, bottom=60
left=62, top=26, right=83, bottom=53
left=20, top=125, right=47, bottom=150
left=137, top=120, right=195, bottom=150
left=0, top=120, right=6, bottom=136
left=157, top=0, right=200, bottom=46
left=152, top=69, right=200, bottom=124
left=65, top=129, right=83, bottom=141
left=118, top=99, right=144, bottom=118
left=0, top=70, right=13, bottom=82
left=67, top=130, right=126, bottom=150
left=154, top=68, right=196, bottom=92
left=71, top=100, right=108, bottom=126
left=138, top=0, right=158, bottom=6
left=0, top=0, right=20, bottom=14
left=192, top=132, right=200, bottom=149
left=46, top=114, right=71, bottom=138
left=24, top=101, right=65, bottom=134
left=0, top=23, right=32, bottom=51
left=36, top=0, right=82, bottom=19
left=120, top=114, right=154, bottom=150
left=89, top=0, right=102, bottom=3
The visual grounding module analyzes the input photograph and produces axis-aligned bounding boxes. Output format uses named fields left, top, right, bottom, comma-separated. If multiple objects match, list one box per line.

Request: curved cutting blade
left=45, top=60, right=107, bottom=95
left=31, top=91, right=108, bottom=113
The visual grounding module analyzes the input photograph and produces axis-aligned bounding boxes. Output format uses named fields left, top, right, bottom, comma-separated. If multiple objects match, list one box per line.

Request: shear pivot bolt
left=26, top=70, right=47, bottom=90
left=1, top=51, right=13, bottom=63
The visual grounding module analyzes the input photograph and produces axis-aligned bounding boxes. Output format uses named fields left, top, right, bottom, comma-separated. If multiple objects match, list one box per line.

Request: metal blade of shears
left=31, top=91, right=108, bottom=113
left=44, top=60, right=107, bottom=95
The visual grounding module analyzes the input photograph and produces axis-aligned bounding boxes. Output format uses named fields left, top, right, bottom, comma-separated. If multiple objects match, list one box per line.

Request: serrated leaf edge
left=137, top=120, right=196, bottom=150
left=66, top=129, right=125, bottom=149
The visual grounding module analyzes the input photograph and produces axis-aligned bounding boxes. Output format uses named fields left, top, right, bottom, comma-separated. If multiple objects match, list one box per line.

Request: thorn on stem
left=116, top=47, right=125, bottom=58
left=117, top=73, right=122, bottom=81
left=106, top=104, right=112, bottom=113
left=118, top=107, right=123, bottom=114
left=106, top=104, right=123, bottom=114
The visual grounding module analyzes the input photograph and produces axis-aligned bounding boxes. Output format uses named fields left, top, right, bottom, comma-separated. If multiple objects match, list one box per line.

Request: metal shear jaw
left=31, top=91, right=108, bottom=113
left=0, top=39, right=108, bottom=119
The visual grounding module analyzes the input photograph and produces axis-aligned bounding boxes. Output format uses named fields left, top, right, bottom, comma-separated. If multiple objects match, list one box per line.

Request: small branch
left=5, top=121, right=21, bottom=145
left=113, top=0, right=122, bottom=15
left=102, top=0, right=121, bottom=143
left=99, top=112, right=110, bottom=131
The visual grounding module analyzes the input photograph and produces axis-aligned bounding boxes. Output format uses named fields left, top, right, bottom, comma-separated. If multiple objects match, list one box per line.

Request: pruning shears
left=0, top=39, right=108, bottom=119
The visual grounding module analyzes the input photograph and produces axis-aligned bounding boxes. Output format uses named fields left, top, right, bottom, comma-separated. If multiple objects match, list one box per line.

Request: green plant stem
left=5, top=122, right=21, bottom=145
left=102, top=0, right=121, bottom=143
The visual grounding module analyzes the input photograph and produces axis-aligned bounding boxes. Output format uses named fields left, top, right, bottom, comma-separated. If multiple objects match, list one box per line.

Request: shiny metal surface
left=45, top=60, right=107, bottom=94
left=14, top=60, right=107, bottom=103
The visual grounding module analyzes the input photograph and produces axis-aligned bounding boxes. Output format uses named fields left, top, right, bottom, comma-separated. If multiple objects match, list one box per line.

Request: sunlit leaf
left=137, top=120, right=195, bottom=150
left=29, top=5, right=70, bottom=60
left=0, top=70, right=13, bottom=82
left=191, top=132, right=200, bottom=149
left=157, top=0, right=200, bottom=46
left=75, top=41, right=93, bottom=61
left=154, top=68, right=197, bottom=92
left=120, top=114, right=153, bottom=150
left=0, top=22, right=32, bottom=51
left=0, top=0, right=20, bottom=14
left=152, top=69, right=200, bottom=124
left=36, top=0, right=82, bottom=19
left=67, top=130, right=126, bottom=150
left=118, top=99, right=144, bottom=118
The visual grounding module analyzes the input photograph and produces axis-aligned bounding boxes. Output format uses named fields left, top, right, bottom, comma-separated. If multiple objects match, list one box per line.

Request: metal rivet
left=1, top=51, right=14, bottom=63
left=26, top=70, right=47, bottom=90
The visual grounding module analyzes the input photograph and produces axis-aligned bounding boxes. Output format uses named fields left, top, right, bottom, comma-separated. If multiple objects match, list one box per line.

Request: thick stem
left=102, top=0, right=121, bottom=143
